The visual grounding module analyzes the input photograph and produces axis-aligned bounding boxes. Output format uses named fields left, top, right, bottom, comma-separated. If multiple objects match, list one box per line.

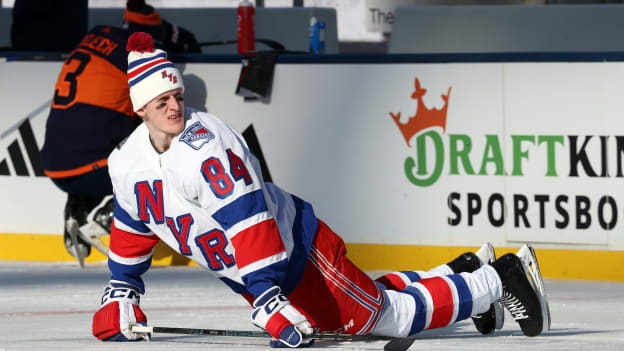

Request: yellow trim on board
left=0, top=233, right=193, bottom=266
left=345, top=243, right=624, bottom=282
left=2, top=233, right=623, bottom=281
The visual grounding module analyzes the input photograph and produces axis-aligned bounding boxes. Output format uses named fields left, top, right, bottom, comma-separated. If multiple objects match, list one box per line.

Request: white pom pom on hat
left=126, top=32, right=184, bottom=112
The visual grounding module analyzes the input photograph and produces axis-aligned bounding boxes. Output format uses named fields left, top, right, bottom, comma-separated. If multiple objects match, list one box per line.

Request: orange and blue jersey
left=40, top=26, right=137, bottom=179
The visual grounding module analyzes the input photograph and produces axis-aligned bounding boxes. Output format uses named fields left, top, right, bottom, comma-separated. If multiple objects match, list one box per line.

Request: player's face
left=137, top=88, right=185, bottom=152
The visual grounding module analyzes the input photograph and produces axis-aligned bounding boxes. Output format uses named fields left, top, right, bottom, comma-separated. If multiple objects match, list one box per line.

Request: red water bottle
left=237, top=0, right=255, bottom=54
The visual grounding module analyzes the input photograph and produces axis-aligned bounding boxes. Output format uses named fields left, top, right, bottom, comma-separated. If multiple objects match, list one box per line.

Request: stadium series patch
left=180, top=121, right=215, bottom=150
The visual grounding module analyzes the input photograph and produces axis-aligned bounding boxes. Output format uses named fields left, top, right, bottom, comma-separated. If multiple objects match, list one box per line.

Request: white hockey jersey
left=107, top=107, right=318, bottom=300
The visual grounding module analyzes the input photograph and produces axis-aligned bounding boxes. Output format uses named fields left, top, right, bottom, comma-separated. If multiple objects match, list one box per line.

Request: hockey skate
left=491, top=244, right=551, bottom=337
left=64, top=194, right=94, bottom=267
left=63, top=194, right=112, bottom=267
left=517, top=244, right=551, bottom=332
left=65, top=216, right=90, bottom=268
left=77, top=195, right=113, bottom=257
left=471, top=243, right=504, bottom=334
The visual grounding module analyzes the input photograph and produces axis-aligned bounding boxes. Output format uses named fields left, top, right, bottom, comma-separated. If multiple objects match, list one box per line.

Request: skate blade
left=66, top=218, right=86, bottom=268
left=517, top=244, right=551, bottom=333
left=78, top=221, right=110, bottom=256
left=474, top=242, right=505, bottom=331
left=475, top=242, right=496, bottom=265
left=493, top=299, right=505, bottom=330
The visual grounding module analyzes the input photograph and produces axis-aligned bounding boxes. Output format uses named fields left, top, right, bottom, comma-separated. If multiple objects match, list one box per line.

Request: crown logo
left=390, top=78, right=451, bottom=147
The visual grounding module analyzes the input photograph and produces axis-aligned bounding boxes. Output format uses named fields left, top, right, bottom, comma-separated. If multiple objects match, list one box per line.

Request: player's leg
left=468, top=243, right=504, bottom=334
left=287, top=220, right=386, bottom=335
left=64, top=193, right=97, bottom=261
left=374, top=243, right=503, bottom=334
left=52, top=167, right=113, bottom=265
left=370, top=244, right=550, bottom=338
left=371, top=263, right=502, bottom=337
left=374, top=244, right=488, bottom=291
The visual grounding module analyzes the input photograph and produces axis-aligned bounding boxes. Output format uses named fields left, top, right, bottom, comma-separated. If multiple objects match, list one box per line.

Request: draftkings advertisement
left=2, top=59, right=624, bottom=259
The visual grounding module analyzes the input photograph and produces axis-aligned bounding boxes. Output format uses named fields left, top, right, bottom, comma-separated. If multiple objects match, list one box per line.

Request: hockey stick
left=131, top=325, right=416, bottom=351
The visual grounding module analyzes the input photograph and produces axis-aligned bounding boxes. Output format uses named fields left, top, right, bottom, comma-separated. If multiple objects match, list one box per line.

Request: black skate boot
left=447, top=243, right=504, bottom=335
left=64, top=194, right=95, bottom=267
left=446, top=252, right=481, bottom=274
left=491, top=246, right=549, bottom=337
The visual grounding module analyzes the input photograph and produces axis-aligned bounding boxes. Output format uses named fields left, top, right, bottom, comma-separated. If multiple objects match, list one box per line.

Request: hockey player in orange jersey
left=39, top=0, right=200, bottom=266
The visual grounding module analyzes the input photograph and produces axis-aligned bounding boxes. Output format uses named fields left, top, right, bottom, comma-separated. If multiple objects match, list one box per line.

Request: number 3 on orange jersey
left=53, top=51, right=91, bottom=107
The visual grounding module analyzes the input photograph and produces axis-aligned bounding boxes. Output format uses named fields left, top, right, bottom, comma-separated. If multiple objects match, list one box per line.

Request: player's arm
left=192, top=127, right=312, bottom=347
left=92, top=196, right=159, bottom=341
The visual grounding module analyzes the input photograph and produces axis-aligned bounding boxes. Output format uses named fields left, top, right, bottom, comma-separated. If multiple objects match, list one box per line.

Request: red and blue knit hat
left=126, top=32, right=184, bottom=112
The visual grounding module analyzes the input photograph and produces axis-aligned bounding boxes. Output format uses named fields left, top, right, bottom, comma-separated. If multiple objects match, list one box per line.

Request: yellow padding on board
left=2, top=233, right=623, bottom=281
left=0, top=233, right=194, bottom=266
left=344, top=243, right=624, bottom=282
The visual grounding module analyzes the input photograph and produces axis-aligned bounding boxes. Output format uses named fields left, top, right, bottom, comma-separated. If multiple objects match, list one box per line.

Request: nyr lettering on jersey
left=165, top=214, right=194, bottom=255
left=180, top=121, right=215, bottom=150
left=134, top=180, right=165, bottom=224
left=195, top=229, right=236, bottom=271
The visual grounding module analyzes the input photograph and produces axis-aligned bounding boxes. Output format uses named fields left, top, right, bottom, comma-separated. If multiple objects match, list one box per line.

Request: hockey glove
left=251, top=286, right=313, bottom=348
left=92, top=281, right=149, bottom=341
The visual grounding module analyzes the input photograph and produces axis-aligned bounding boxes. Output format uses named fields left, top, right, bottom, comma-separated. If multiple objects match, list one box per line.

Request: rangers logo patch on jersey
left=180, top=121, right=215, bottom=150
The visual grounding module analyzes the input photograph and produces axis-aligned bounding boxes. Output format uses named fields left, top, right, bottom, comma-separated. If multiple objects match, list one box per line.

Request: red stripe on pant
left=287, top=220, right=383, bottom=335
left=310, top=246, right=382, bottom=311
left=375, top=273, right=408, bottom=291
left=419, top=277, right=455, bottom=329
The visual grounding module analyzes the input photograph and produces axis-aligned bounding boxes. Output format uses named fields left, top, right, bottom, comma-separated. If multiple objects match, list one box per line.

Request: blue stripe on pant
left=400, top=286, right=427, bottom=335
left=401, top=270, right=422, bottom=283
left=447, top=274, right=473, bottom=322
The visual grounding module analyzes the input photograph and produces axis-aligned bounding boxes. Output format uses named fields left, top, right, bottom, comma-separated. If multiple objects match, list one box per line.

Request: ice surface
left=1, top=261, right=623, bottom=350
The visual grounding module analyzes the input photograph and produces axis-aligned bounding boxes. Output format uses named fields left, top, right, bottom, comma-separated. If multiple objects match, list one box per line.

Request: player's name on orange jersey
left=78, top=34, right=119, bottom=56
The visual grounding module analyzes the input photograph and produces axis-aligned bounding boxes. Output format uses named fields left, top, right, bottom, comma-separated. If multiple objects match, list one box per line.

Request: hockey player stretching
left=92, top=32, right=551, bottom=347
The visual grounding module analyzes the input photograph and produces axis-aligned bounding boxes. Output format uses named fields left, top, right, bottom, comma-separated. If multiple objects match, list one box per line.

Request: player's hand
left=92, top=281, right=149, bottom=341
left=251, top=286, right=313, bottom=348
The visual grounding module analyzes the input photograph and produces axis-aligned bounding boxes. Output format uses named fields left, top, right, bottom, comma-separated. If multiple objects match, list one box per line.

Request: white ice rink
left=1, top=261, right=624, bottom=351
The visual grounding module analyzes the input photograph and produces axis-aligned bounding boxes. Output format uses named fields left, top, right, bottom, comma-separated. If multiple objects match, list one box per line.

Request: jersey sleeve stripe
left=113, top=218, right=150, bottom=235
left=113, top=197, right=151, bottom=233
left=212, top=189, right=268, bottom=230
left=110, top=225, right=159, bottom=258
left=109, top=258, right=152, bottom=294
left=226, top=211, right=271, bottom=239
left=238, top=252, right=288, bottom=277
left=109, top=248, right=154, bottom=265
left=231, top=218, right=285, bottom=269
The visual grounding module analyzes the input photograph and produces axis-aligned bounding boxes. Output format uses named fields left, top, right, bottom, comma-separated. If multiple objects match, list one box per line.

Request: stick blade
left=384, top=337, right=416, bottom=351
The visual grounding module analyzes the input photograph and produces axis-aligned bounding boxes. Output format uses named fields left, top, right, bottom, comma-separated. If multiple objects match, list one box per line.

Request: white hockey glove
left=251, top=286, right=313, bottom=348
left=92, top=281, right=149, bottom=341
